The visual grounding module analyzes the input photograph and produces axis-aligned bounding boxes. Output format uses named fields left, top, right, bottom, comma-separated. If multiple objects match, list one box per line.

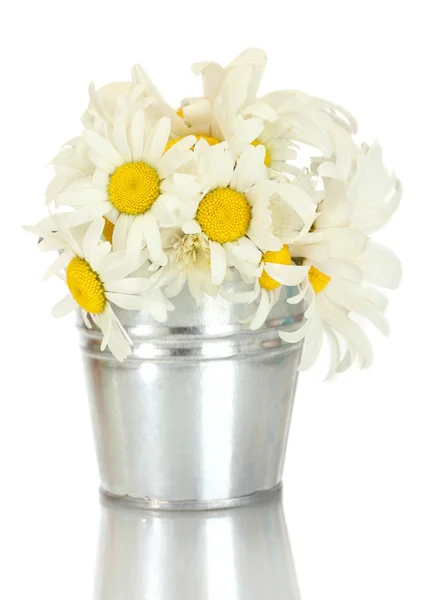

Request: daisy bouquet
left=28, top=49, right=401, bottom=377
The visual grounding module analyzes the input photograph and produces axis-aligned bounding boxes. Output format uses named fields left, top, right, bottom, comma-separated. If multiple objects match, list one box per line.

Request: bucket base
left=100, top=482, right=283, bottom=512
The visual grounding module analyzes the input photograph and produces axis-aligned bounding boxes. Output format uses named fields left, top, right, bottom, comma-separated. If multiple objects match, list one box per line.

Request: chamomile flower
left=29, top=218, right=153, bottom=361
left=223, top=178, right=316, bottom=330
left=262, top=90, right=359, bottom=179
left=180, top=141, right=282, bottom=286
left=54, top=114, right=197, bottom=262
left=174, top=49, right=282, bottom=167
left=182, top=48, right=272, bottom=136
left=46, top=136, right=94, bottom=205
left=281, top=143, right=402, bottom=376
left=279, top=260, right=395, bottom=377
left=152, top=228, right=218, bottom=305
left=224, top=245, right=310, bottom=330
left=82, top=81, right=131, bottom=131
left=29, top=48, right=401, bottom=372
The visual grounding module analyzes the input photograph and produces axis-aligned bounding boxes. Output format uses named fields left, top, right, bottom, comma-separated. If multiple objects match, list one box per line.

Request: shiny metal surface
left=94, top=494, right=302, bottom=600
left=79, top=282, right=304, bottom=508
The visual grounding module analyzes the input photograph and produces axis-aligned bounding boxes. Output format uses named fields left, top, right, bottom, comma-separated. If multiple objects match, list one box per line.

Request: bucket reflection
left=94, top=492, right=301, bottom=599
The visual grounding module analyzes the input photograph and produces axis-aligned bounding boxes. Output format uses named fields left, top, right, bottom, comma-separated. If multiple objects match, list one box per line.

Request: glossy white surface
left=94, top=493, right=301, bottom=600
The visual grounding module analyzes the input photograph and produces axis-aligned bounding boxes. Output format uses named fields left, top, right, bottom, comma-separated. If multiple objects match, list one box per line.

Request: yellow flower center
left=66, top=257, right=106, bottom=314
left=103, top=217, right=115, bottom=245
left=259, top=246, right=292, bottom=291
left=309, top=266, right=331, bottom=294
left=251, top=139, right=272, bottom=167
left=108, top=162, right=160, bottom=215
left=165, top=135, right=221, bottom=152
left=176, top=107, right=184, bottom=119
left=196, top=187, right=251, bottom=244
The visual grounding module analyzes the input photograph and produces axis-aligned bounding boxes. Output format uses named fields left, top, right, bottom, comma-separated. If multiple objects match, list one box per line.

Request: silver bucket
left=78, top=282, right=304, bottom=510
left=94, top=492, right=302, bottom=600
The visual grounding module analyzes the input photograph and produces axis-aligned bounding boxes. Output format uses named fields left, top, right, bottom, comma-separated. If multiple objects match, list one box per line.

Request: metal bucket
left=94, top=492, right=302, bottom=600
left=78, top=282, right=303, bottom=510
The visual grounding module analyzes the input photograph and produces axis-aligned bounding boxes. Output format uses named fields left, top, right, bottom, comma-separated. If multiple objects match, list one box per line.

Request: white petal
left=248, top=228, right=282, bottom=252
left=298, top=312, right=323, bottom=371
left=126, top=215, right=145, bottom=261
left=231, top=144, right=266, bottom=192
left=242, top=102, right=277, bottom=122
left=52, top=294, right=76, bottom=318
left=323, top=324, right=341, bottom=380
left=250, top=288, right=270, bottom=330
left=112, top=213, right=130, bottom=251
left=142, top=212, right=162, bottom=261
left=209, top=241, right=226, bottom=285
left=105, top=277, right=149, bottom=294
left=113, top=113, right=132, bottom=162
left=143, top=117, right=171, bottom=165
left=55, top=188, right=107, bottom=208
left=264, top=263, right=309, bottom=286
left=317, top=294, right=373, bottom=369
left=83, top=218, right=105, bottom=262
left=355, top=241, right=402, bottom=289
left=59, top=203, right=111, bottom=228
left=286, top=280, right=309, bottom=305
left=84, top=130, right=123, bottom=169
left=182, top=220, right=201, bottom=234
left=44, top=251, right=72, bottom=281
left=92, top=242, right=112, bottom=270
left=98, top=250, right=139, bottom=282
left=130, top=110, right=146, bottom=162
left=106, top=292, right=148, bottom=310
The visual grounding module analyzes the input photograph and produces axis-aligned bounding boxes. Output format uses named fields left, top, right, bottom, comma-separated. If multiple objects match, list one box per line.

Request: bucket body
left=78, top=283, right=303, bottom=509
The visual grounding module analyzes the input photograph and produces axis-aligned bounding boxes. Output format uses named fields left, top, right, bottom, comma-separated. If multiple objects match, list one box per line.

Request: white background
left=1, top=1, right=433, bottom=598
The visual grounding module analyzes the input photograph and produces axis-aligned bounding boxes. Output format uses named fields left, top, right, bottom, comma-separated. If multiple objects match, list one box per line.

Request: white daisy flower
left=82, top=81, right=131, bottom=131
left=180, top=141, right=282, bottom=286
left=131, top=65, right=191, bottom=138
left=182, top=49, right=357, bottom=178
left=29, top=217, right=156, bottom=361
left=182, top=48, right=271, bottom=135
left=223, top=245, right=310, bottom=331
left=151, top=228, right=218, bottom=305
left=222, top=178, right=317, bottom=330
left=169, top=49, right=281, bottom=171
left=54, top=113, right=197, bottom=262
left=280, top=143, right=402, bottom=376
left=262, top=89, right=359, bottom=180
left=279, top=259, right=397, bottom=377
left=46, top=136, right=94, bottom=205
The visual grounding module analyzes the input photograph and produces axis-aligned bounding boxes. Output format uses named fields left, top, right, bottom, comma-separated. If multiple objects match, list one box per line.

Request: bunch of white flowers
left=28, top=49, right=401, bottom=374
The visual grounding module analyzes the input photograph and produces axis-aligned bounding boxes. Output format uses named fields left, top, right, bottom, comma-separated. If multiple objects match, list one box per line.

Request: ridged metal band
left=100, top=482, right=283, bottom=512
left=77, top=318, right=303, bottom=362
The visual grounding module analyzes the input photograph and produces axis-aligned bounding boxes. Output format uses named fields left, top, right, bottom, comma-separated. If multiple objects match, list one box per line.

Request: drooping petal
left=126, top=215, right=145, bottom=261
left=106, top=292, right=148, bottom=310
left=52, top=294, right=76, bottom=318
left=142, top=212, right=162, bottom=261
left=43, top=251, right=73, bottom=281
left=354, top=241, right=402, bottom=289
left=82, top=218, right=105, bottom=261
left=264, top=263, right=310, bottom=286
left=250, top=288, right=271, bottom=330
left=209, top=241, right=226, bottom=285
